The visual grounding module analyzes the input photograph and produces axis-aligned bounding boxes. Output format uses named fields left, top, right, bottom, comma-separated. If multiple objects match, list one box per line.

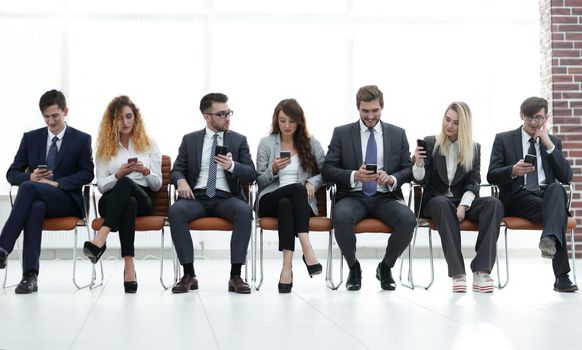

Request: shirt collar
left=49, top=124, right=67, bottom=140
left=205, top=127, right=224, bottom=139
left=521, top=127, right=537, bottom=143
left=359, top=120, right=382, bottom=134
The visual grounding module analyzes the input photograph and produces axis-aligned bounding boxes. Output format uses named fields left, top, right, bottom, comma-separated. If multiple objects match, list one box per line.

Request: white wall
left=0, top=0, right=543, bottom=254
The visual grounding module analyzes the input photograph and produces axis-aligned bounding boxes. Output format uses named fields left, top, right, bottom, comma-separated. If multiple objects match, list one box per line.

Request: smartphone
left=524, top=154, right=537, bottom=166
left=215, top=145, right=229, bottom=156
left=127, top=157, right=138, bottom=164
left=416, top=139, right=428, bottom=150
left=37, top=164, right=48, bottom=170
left=279, top=151, right=291, bottom=159
left=365, top=164, right=377, bottom=174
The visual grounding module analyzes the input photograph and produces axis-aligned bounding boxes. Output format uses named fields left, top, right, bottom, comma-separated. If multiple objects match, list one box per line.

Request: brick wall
left=550, top=0, right=582, bottom=257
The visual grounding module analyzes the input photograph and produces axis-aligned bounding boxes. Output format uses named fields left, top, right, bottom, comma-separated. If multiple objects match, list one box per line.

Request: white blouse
left=96, top=138, right=162, bottom=194
left=278, top=154, right=300, bottom=188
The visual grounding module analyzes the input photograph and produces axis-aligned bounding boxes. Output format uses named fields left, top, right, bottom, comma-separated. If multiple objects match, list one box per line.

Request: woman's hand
left=115, top=163, right=134, bottom=179
left=129, top=161, right=150, bottom=175
left=272, top=156, right=291, bottom=174
left=305, top=181, right=315, bottom=202
left=414, top=145, right=427, bottom=167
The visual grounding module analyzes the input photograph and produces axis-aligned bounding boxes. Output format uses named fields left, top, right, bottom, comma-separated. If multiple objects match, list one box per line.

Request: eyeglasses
left=524, top=114, right=547, bottom=122
left=205, top=110, right=234, bottom=119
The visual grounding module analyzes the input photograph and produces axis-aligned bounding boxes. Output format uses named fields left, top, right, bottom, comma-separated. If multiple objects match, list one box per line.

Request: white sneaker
left=452, top=275, right=466, bottom=293
left=473, top=272, right=494, bottom=293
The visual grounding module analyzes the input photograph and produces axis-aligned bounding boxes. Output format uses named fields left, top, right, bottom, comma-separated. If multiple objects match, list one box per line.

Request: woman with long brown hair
left=256, top=98, right=325, bottom=293
left=83, top=96, right=162, bottom=293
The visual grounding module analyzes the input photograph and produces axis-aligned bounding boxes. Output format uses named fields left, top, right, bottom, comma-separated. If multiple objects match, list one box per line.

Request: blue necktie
left=206, top=134, right=218, bottom=198
left=362, top=128, right=377, bottom=196
left=46, top=136, right=59, bottom=172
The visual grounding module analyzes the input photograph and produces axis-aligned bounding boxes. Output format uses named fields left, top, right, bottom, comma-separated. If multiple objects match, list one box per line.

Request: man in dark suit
left=168, top=92, right=257, bottom=294
left=322, top=85, right=416, bottom=291
left=487, top=96, right=577, bottom=292
left=0, top=90, right=94, bottom=294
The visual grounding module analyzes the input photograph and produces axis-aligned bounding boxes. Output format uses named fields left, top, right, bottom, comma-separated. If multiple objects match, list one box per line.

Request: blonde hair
left=434, top=102, right=475, bottom=172
left=96, top=96, right=151, bottom=160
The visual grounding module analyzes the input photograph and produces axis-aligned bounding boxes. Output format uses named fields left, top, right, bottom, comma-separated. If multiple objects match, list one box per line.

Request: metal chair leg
left=72, top=227, right=93, bottom=290
left=496, top=226, right=509, bottom=289
left=326, top=230, right=343, bottom=290
left=255, top=229, right=264, bottom=291
left=570, top=228, right=577, bottom=285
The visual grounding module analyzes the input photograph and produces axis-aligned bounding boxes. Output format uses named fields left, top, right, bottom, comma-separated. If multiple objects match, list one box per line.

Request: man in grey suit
left=322, top=85, right=416, bottom=291
left=487, top=96, right=577, bottom=292
left=168, top=92, right=257, bottom=294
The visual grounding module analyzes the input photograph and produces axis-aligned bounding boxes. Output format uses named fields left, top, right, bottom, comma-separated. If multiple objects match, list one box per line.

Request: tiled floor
left=0, top=257, right=581, bottom=350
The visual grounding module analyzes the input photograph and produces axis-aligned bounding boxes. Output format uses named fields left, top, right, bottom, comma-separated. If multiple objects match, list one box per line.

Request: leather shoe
left=376, top=261, right=396, bottom=290
left=0, top=249, right=7, bottom=269
left=228, top=275, right=251, bottom=294
left=15, top=272, right=38, bottom=294
left=346, top=261, right=362, bottom=291
left=124, top=270, right=138, bottom=294
left=302, top=255, right=322, bottom=277
left=278, top=271, right=293, bottom=293
left=171, top=275, right=199, bottom=293
left=539, top=236, right=556, bottom=259
left=554, top=274, right=578, bottom=292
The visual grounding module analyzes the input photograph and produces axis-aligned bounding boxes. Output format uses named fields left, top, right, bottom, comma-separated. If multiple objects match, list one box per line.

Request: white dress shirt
left=96, top=138, right=163, bottom=194
left=45, top=125, right=67, bottom=158
left=193, top=127, right=235, bottom=193
left=521, top=127, right=553, bottom=186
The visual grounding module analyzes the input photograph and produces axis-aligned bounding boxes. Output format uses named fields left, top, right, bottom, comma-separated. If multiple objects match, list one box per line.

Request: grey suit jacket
left=256, top=134, right=326, bottom=215
left=486, top=126, right=572, bottom=205
left=322, top=120, right=413, bottom=201
left=170, top=128, right=257, bottom=200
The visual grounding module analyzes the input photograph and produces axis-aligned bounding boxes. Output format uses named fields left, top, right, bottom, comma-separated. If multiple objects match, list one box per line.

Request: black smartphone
left=365, top=164, right=377, bottom=174
left=215, top=145, right=229, bottom=156
left=416, top=139, right=428, bottom=150
left=279, top=151, right=291, bottom=159
left=524, top=154, right=537, bottom=166
left=37, top=164, right=48, bottom=170
left=127, top=157, right=138, bottom=164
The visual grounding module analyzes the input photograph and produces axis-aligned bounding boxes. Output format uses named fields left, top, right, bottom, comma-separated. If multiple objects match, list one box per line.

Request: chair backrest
left=150, top=155, right=171, bottom=216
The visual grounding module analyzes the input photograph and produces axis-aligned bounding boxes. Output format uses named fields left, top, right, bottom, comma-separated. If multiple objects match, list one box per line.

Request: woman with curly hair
left=256, top=99, right=325, bottom=293
left=83, top=96, right=162, bottom=293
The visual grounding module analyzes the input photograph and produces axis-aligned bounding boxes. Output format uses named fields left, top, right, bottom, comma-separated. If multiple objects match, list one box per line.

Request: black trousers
left=98, top=177, right=153, bottom=257
left=422, top=195, right=504, bottom=277
left=0, top=181, right=79, bottom=274
left=505, top=183, right=570, bottom=277
left=258, top=183, right=313, bottom=251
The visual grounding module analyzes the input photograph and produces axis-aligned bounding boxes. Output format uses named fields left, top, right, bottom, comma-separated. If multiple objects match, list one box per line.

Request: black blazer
left=418, top=136, right=481, bottom=207
left=170, top=128, right=257, bottom=200
left=6, top=126, right=95, bottom=216
left=322, top=120, right=413, bottom=201
left=486, top=126, right=572, bottom=205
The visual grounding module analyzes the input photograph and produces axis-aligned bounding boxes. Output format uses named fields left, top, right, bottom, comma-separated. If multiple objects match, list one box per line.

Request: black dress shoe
left=15, top=272, right=38, bottom=294
left=346, top=261, right=362, bottom=291
left=172, top=275, right=199, bottom=293
left=124, top=270, right=138, bottom=294
left=554, top=274, right=579, bottom=292
left=83, top=241, right=107, bottom=264
left=302, top=255, right=322, bottom=277
left=278, top=271, right=293, bottom=293
left=228, top=275, right=251, bottom=294
left=0, top=249, right=7, bottom=269
left=376, top=261, right=396, bottom=290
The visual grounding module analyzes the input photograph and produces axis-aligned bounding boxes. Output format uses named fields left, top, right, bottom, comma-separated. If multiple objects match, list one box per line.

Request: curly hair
left=96, top=96, right=151, bottom=161
left=270, top=99, right=319, bottom=175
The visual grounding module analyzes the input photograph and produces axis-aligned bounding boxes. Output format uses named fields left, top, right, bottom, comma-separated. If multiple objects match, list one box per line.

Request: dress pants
left=98, top=177, right=153, bottom=257
left=168, top=190, right=252, bottom=265
left=505, top=183, right=571, bottom=277
left=422, top=195, right=504, bottom=277
left=0, top=181, right=78, bottom=274
left=332, top=191, right=416, bottom=268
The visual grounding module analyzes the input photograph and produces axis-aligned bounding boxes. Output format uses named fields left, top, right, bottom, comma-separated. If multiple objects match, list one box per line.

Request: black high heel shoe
left=83, top=241, right=106, bottom=264
left=278, top=271, right=293, bottom=294
left=302, top=255, right=322, bottom=277
left=124, top=270, right=138, bottom=294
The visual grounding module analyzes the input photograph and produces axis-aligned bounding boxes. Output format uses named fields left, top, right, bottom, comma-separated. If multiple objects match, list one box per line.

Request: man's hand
left=176, top=180, right=194, bottom=199
left=512, top=160, right=536, bottom=177
left=38, top=178, right=59, bottom=188
left=533, top=122, right=554, bottom=150
left=376, top=170, right=394, bottom=186
left=215, top=152, right=233, bottom=171
left=354, top=164, right=379, bottom=183
left=30, top=168, right=53, bottom=182
left=456, top=205, right=466, bottom=222
left=272, top=156, right=291, bottom=174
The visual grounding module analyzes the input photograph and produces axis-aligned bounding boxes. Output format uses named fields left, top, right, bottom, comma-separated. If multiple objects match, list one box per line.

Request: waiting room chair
left=251, top=185, right=332, bottom=290
left=91, top=155, right=178, bottom=290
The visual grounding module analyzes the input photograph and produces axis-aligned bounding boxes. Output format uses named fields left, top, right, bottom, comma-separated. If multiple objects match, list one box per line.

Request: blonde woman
left=413, top=102, right=503, bottom=293
left=83, top=96, right=162, bottom=293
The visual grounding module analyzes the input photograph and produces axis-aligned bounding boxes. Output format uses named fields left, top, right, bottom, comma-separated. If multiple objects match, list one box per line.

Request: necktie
left=206, top=134, right=218, bottom=198
left=46, top=136, right=59, bottom=172
left=362, top=128, right=377, bottom=196
left=526, top=137, right=539, bottom=192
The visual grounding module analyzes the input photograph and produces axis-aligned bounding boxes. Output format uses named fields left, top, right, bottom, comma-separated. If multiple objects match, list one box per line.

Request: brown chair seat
left=418, top=218, right=479, bottom=231
left=503, top=216, right=577, bottom=230
left=92, top=216, right=166, bottom=231
left=258, top=216, right=333, bottom=232
left=354, top=218, right=393, bottom=233
left=189, top=217, right=233, bottom=231
left=42, top=217, right=84, bottom=231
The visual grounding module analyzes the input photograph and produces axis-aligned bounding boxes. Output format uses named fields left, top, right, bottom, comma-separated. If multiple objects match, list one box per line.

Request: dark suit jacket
left=322, top=120, right=413, bottom=201
left=418, top=136, right=481, bottom=208
left=486, top=126, right=572, bottom=205
left=6, top=125, right=95, bottom=216
left=171, top=128, right=257, bottom=200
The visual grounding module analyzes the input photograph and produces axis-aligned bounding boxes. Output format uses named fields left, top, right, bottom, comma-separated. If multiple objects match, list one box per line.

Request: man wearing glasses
left=487, top=96, right=577, bottom=292
left=168, top=92, right=257, bottom=294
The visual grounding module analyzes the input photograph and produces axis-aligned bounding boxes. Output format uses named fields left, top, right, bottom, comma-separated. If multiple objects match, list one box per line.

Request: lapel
left=511, top=127, right=525, bottom=186
left=381, top=122, right=391, bottom=168
left=350, top=122, right=363, bottom=166
left=274, top=133, right=281, bottom=156
left=54, top=126, right=72, bottom=169
left=539, top=140, right=551, bottom=181
left=194, top=129, right=205, bottom=170
left=38, top=128, right=49, bottom=164
left=434, top=149, right=449, bottom=185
